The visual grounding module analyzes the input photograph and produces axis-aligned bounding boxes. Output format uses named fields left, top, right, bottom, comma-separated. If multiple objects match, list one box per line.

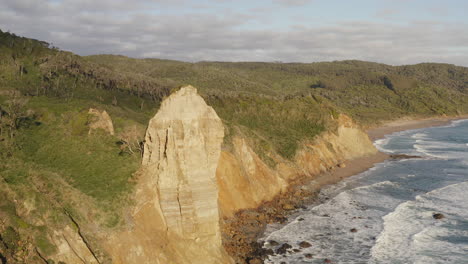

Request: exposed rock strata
left=50, top=226, right=100, bottom=264
left=217, top=114, right=377, bottom=217
left=107, top=86, right=232, bottom=264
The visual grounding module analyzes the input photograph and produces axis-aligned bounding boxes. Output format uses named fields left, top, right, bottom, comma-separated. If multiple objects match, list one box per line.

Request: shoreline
left=319, top=115, right=468, bottom=191
left=280, top=115, right=468, bottom=216
left=225, top=115, right=468, bottom=263
left=367, top=115, right=468, bottom=141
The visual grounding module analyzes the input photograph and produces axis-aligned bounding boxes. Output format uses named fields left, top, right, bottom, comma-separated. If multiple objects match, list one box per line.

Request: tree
left=382, top=76, right=395, bottom=91
left=0, top=96, right=30, bottom=157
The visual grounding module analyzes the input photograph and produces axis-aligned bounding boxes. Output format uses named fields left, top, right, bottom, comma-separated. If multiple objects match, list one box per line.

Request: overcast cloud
left=1, top=0, right=467, bottom=66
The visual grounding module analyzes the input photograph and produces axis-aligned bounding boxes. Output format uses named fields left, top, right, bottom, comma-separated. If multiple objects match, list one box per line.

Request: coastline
left=323, top=115, right=468, bottom=188
left=286, top=115, right=468, bottom=214
left=366, top=115, right=468, bottom=141
left=226, top=115, right=468, bottom=264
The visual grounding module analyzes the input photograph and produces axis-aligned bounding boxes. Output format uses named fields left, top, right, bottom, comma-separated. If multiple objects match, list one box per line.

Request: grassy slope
left=1, top=30, right=468, bottom=261
left=0, top=31, right=157, bottom=261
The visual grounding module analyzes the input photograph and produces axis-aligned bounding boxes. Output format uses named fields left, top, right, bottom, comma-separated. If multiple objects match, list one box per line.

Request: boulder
left=248, top=258, right=263, bottom=264
left=298, top=241, right=312, bottom=248
left=88, top=108, right=114, bottom=135
left=282, top=203, right=295, bottom=210
left=276, top=243, right=292, bottom=255
left=268, top=240, right=279, bottom=246
left=433, top=213, right=445, bottom=219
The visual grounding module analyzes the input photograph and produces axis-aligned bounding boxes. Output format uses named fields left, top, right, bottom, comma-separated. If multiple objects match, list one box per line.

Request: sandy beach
left=367, top=115, right=468, bottom=141
left=308, top=115, right=468, bottom=198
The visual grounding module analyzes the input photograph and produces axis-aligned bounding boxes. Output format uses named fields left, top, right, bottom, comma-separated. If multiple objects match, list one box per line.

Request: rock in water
left=298, top=241, right=312, bottom=248
left=276, top=243, right=292, bottom=254
left=433, top=213, right=445, bottom=219
left=268, top=240, right=280, bottom=246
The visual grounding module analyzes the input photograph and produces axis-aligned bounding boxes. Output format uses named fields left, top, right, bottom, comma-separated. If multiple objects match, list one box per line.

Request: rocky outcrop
left=49, top=225, right=100, bottom=264
left=107, top=86, right=232, bottom=264
left=88, top=108, right=114, bottom=136
left=141, top=85, right=224, bottom=239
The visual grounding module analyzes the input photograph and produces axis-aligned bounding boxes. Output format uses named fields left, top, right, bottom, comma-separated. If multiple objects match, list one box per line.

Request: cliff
left=105, top=85, right=376, bottom=264
left=217, top=114, right=377, bottom=218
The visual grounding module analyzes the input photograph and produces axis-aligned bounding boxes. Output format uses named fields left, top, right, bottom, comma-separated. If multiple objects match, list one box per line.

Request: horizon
left=1, top=0, right=468, bottom=66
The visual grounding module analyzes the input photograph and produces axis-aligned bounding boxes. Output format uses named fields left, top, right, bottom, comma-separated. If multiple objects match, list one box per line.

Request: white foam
left=413, top=143, right=449, bottom=158
left=413, top=138, right=468, bottom=159
left=369, top=182, right=468, bottom=263
left=411, top=132, right=428, bottom=139
left=374, top=137, right=395, bottom=153
left=444, top=118, right=468, bottom=128
left=264, top=180, right=406, bottom=264
left=263, top=121, right=468, bottom=263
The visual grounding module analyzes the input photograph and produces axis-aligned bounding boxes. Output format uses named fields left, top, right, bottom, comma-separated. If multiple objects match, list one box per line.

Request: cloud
left=375, top=8, right=399, bottom=18
left=0, top=0, right=467, bottom=66
left=274, top=0, right=313, bottom=7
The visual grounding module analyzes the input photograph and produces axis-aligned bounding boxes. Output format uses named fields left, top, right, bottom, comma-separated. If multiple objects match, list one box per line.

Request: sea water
left=262, top=119, right=468, bottom=264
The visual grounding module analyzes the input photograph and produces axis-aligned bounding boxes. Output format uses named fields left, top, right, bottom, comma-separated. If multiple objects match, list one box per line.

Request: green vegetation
left=206, top=95, right=331, bottom=159
left=1, top=29, right=468, bottom=262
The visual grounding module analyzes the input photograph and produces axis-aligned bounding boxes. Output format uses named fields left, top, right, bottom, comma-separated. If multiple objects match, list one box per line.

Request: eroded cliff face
left=217, top=114, right=377, bottom=217
left=107, top=86, right=232, bottom=264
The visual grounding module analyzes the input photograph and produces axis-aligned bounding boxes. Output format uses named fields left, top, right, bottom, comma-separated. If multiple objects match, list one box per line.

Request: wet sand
left=308, top=152, right=389, bottom=192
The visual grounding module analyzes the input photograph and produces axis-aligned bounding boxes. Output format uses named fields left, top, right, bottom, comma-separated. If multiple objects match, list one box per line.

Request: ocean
left=262, top=119, right=468, bottom=264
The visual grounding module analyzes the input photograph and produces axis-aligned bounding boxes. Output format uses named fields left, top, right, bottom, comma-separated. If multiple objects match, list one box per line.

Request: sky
left=1, top=0, right=468, bottom=65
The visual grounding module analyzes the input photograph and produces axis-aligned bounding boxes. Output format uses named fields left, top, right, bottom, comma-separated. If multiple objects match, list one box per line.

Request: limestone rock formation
left=142, top=85, right=224, bottom=239
left=107, top=85, right=232, bottom=264
left=88, top=108, right=114, bottom=135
